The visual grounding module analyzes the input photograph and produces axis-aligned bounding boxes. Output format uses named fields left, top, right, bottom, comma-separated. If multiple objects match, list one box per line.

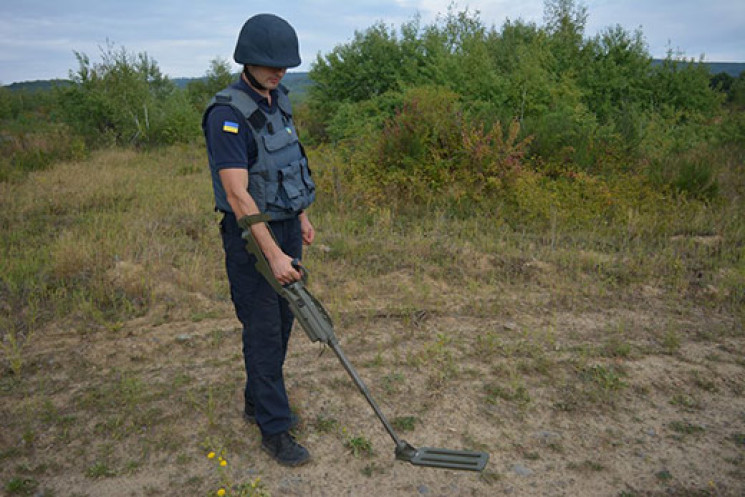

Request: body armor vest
left=204, top=86, right=315, bottom=220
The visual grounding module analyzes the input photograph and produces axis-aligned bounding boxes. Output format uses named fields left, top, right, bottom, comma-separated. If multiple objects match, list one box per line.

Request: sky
left=1, top=0, right=743, bottom=85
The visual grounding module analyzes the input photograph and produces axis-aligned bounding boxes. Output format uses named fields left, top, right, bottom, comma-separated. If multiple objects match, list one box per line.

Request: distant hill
left=4, top=72, right=313, bottom=94
left=171, top=72, right=312, bottom=94
left=4, top=79, right=71, bottom=92
left=700, top=62, right=745, bottom=78
left=5, top=62, right=744, bottom=93
left=650, top=60, right=745, bottom=77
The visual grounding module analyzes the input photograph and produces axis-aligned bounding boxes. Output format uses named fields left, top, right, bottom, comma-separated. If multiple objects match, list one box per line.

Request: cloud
left=1, top=0, right=743, bottom=84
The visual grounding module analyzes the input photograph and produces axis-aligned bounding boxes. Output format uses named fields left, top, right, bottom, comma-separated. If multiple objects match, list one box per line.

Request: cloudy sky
left=1, top=0, right=743, bottom=85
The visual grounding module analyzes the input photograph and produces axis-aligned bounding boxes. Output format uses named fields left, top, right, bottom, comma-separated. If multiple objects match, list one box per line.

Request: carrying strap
left=237, top=213, right=271, bottom=229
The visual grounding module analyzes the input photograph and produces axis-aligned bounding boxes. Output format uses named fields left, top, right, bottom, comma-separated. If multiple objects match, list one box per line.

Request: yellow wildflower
left=217, top=488, right=226, bottom=497
left=220, top=459, right=228, bottom=467
left=207, top=452, right=216, bottom=459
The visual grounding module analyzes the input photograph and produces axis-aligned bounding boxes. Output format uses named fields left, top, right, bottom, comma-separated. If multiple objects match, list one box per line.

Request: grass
left=0, top=143, right=744, bottom=495
left=345, top=435, right=374, bottom=458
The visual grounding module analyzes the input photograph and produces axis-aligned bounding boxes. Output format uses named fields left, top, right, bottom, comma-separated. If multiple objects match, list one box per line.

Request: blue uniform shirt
left=204, top=78, right=281, bottom=212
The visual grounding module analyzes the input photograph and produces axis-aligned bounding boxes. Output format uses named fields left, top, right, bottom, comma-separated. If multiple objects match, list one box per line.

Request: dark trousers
left=220, top=212, right=302, bottom=437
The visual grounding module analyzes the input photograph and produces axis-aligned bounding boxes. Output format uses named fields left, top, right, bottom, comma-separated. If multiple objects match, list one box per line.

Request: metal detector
left=239, top=214, right=489, bottom=472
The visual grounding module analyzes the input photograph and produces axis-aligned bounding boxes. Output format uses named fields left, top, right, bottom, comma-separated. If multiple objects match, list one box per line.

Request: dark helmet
left=233, top=14, right=301, bottom=68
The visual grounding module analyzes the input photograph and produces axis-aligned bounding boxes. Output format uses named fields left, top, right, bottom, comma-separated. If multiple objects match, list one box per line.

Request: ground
left=2, top=264, right=743, bottom=497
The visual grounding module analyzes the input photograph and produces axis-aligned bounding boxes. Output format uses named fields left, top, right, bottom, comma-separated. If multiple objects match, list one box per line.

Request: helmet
left=233, top=14, right=301, bottom=68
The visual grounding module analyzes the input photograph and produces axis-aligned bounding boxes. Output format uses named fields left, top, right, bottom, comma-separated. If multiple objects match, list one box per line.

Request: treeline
left=1, top=1, right=744, bottom=203
left=299, top=1, right=744, bottom=208
left=0, top=45, right=236, bottom=181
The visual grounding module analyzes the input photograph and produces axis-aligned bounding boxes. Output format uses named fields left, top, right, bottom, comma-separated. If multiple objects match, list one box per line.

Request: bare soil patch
left=2, top=282, right=743, bottom=497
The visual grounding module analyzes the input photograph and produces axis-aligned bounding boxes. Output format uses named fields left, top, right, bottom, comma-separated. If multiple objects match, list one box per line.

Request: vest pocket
left=262, top=128, right=299, bottom=152
left=300, top=157, right=316, bottom=201
left=270, top=159, right=315, bottom=213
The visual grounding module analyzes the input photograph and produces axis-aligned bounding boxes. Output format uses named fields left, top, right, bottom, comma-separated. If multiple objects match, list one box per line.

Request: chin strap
left=243, top=66, right=268, bottom=92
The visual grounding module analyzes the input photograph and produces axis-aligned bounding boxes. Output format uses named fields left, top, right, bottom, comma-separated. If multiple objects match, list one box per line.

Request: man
left=202, top=13, right=316, bottom=467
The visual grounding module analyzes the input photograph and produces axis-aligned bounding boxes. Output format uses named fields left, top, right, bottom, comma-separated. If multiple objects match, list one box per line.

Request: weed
left=380, top=372, right=405, bottom=395
left=346, top=435, right=374, bottom=458
left=0, top=297, right=39, bottom=378
left=187, top=384, right=221, bottom=428
left=655, top=469, right=673, bottom=482
left=0, top=448, right=22, bottom=462
left=85, top=462, right=115, bottom=479
left=603, top=335, right=633, bottom=358
left=365, top=350, right=384, bottom=368
left=670, top=393, right=701, bottom=410
left=361, top=463, right=385, bottom=477
left=5, top=477, right=39, bottom=496
left=485, top=381, right=531, bottom=406
left=582, top=460, right=605, bottom=471
left=580, top=364, right=628, bottom=392
left=669, top=421, right=705, bottom=435
left=204, top=446, right=269, bottom=497
left=392, top=416, right=417, bottom=432
left=313, top=414, right=339, bottom=433
left=662, top=329, right=682, bottom=354
left=689, top=370, right=718, bottom=392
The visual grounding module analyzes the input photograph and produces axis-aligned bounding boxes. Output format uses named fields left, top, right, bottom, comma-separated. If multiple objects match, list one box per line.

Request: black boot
left=261, top=431, right=310, bottom=466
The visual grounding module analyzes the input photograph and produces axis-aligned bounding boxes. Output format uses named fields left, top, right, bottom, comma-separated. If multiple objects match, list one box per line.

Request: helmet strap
left=243, top=66, right=268, bottom=92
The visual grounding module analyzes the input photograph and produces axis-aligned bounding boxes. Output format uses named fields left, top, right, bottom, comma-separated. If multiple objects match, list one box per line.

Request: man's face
left=247, top=65, right=287, bottom=91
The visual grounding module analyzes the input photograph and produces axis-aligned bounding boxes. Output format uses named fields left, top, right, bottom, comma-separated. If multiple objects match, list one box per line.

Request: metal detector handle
left=238, top=214, right=286, bottom=295
left=290, top=258, right=309, bottom=286
left=239, top=214, right=336, bottom=346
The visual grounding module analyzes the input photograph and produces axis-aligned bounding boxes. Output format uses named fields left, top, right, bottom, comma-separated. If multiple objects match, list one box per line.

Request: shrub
left=56, top=43, right=175, bottom=147
left=0, top=124, right=86, bottom=182
left=648, top=148, right=720, bottom=202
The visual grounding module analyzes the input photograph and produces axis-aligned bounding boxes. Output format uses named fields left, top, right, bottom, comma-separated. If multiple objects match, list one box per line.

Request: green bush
left=648, top=149, right=720, bottom=202
left=56, top=43, right=175, bottom=147
left=149, top=90, right=202, bottom=145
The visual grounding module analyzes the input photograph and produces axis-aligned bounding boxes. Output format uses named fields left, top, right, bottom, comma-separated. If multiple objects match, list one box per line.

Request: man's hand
left=268, top=252, right=302, bottom=285
left=300, top=212, right=315, bottom=246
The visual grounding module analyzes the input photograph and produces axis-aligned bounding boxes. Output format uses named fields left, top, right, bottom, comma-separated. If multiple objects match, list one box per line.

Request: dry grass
left=1, top=144, right=744, bottom=496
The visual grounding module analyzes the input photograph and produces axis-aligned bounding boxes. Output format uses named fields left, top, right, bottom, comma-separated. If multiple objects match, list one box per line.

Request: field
left=1, top=144, right=744, bottom=496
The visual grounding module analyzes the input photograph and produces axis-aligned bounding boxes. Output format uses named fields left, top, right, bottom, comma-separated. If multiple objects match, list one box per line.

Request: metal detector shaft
left=327, top=339, right=405, bottom=448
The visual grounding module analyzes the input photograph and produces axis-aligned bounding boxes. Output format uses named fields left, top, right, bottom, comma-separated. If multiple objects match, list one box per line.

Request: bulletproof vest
left=203, top=86, right=315, bottom=220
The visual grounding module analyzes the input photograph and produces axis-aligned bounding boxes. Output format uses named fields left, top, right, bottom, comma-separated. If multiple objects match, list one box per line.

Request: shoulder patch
left=222, top=121, right=239, bottom=134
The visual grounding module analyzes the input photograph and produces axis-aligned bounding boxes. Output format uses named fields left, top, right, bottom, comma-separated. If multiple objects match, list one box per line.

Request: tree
left=310, top=22, right=404, bottom=104
left=580, top=25, right=652, bottom=122
left=186, top=58, right=235, bottom=108
left=730, top=72, right=745, bottom=107
left=650, top=50, right=723, bottom=119
left=57, top=42, right=175, bottom=146
left=543, top=0, right=588, bottom=74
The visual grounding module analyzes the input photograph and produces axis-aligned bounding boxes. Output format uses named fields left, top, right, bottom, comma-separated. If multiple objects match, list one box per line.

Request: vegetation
left=1, top=1, right=744, bottom=495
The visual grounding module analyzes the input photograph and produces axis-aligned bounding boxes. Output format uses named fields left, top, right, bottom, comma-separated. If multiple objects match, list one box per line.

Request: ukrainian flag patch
left=222, top=121, right=239, bottom=134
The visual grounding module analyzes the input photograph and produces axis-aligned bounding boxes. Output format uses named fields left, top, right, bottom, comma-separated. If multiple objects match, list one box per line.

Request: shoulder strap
left=276, top=85, right=293, bottom=118
left=206, top=88, right=267, bottom=132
